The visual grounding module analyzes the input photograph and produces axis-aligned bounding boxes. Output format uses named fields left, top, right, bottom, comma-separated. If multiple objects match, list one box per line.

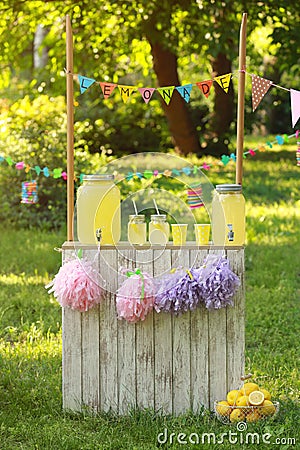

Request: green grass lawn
left=0, top=141, right=299, bottom=449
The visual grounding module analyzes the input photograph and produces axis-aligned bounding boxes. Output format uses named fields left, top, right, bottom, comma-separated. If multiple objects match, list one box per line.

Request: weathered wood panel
left=153, top=248, right=173, bottom=414
left=99, top=249, right=118, bottom=412
left=207, top=249, right=228, bottom=409
left=190, top=248, right=209, bottom=412
left=171, top=248, right=191, bottom=415
left=135, top=249, right=155, bottom=410
left=117, top=248, right=136, bottom=413
left=226, top=249, right=245, bottom=393
left=62, top=250, right=82, bottom=411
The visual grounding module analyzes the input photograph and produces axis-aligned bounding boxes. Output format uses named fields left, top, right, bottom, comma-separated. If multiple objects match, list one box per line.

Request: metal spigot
left=96, top=228, right=102, bottom=243
left=227, top=224, right=234, bottom=242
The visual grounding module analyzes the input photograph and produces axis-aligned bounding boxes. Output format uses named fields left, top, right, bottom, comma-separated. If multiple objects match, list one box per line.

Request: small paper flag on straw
left=187, top=183, right=204, bottom=209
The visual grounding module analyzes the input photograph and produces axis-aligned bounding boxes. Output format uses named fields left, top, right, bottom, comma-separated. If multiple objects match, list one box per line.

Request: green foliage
left=0, top=94, right=112, bottom=229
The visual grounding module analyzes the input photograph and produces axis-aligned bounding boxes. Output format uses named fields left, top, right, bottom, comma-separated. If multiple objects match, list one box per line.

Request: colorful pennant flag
left=290, top=89, right=300, bottom=128
left=118, top=85, right=136, bottom=103
left=157, top=86, right=175, bottom=105
left=176, top=84, right=193, bottom=103
left=214, top=73, right=232, bottom=93
left=78, top=75, right=96, bottom=94
left=138, top=87, right=156, bottom=104
left=251, top=75, right=273, bottom=111
left=99, top=82, right=117, bottom=99
left=196, top=80, right=213, bottom=98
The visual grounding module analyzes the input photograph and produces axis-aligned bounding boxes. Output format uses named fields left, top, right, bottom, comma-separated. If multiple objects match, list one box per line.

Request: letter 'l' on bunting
left=290, top=89, right=300, bottom=128
left=118, top=85, right=136, bottom=103
left=175, top=84, right=193, bottom=103
left=100, top=82, right=117, bottom=99
left=196, top=80, right=213, bottom=98
left=214, top=73, right=232, bottom=93
left=138, top=87, right=156, bottom=104
left=157, top=86, right=175, bottom=105
left=78, top=75, right=96, bottom=94
left=251, top=74, right=273, bottom=111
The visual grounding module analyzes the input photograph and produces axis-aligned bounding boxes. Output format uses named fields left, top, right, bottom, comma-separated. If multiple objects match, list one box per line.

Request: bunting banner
left=138, top=87, right=155, bottom=104
left=251, top=74, right=273, bottom=111
left=78, top=75, right=96, bottom=94
left=99, top=82, right=116, bottom=99
left=118, top=85, right=136, bottom=103
left=290, top=89, right=300, bottom=128
left=176, top=84, right=193, bottom=103
left=196, top=80, right=213, bottom=98
left=75, top=70, right=300, bottom=128
left=157, top=86, right=175, bottom=105
left=214, top=73, right=232, bottom=93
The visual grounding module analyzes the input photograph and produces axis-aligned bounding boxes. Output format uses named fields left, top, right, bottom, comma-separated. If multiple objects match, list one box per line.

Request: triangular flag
left=175, top=84, right=193, bottom=103
left=251, top=74, right=273, bottom=111
left=138, top=87, right=156, bottom=104
left=157, top=86, right=175, bottom=105
left=99, top=82, right=117, bottom=99
left=118, top=85, right=136, bottom=103
left=196, top=80, right=213, bottom=98
left=290, top=89, right=300, bottom=128
left=214, top=73, right=232, bottom=93
left=78, top=75, right=96, bottom=94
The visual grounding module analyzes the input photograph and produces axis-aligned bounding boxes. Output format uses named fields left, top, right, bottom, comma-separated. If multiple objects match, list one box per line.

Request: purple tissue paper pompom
left=198, top=255, right=240, bottom=309
left=154, top=268, right=203, bottom=315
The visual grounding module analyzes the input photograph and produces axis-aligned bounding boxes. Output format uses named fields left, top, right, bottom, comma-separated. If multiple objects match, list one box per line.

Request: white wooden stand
left=61, top=242, right=245, bottom=415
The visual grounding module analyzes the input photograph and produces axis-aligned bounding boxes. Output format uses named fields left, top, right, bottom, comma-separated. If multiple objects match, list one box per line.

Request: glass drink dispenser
left=212, top=184, right=245, bottom=246
left=77, top=174, right=121, bottom=245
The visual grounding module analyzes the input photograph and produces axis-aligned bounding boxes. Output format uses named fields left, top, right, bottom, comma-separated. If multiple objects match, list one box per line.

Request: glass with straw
left=149, top=200, right=170, bottom=245
left=127, top=199, right=147, bottom=245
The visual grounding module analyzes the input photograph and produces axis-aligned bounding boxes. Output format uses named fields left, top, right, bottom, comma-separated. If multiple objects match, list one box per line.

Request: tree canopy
left=0, top=0, right=299, bottom=154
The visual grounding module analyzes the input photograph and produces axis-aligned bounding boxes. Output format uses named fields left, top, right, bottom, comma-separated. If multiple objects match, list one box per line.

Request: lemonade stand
left=59, top=14, right=248, bottom=415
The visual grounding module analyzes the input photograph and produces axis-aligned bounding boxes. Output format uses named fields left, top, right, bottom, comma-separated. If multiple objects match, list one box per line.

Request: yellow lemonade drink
left=149, top=214, right=170, bottom=245
left=128, top=215, right=147, bottom=245
left=77, top=174, right=121, bottom=244
left=212, top=184, right=245, bottom=246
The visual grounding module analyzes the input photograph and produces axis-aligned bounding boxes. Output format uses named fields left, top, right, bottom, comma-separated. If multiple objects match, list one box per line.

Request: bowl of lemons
left=214, top=380, right=279, bottom=424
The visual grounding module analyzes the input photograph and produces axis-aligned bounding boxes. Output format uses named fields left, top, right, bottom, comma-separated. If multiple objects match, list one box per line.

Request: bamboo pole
left=236, top=13, right=247, bottom=185
left=66, top=15, right=74, bottom=240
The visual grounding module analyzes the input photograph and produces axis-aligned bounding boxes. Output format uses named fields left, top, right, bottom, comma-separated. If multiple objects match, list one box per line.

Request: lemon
left=246, top=408, right=261, bottom=422
left=240, top=382, right=260, bottom=396
left=227, top=389, right=242, bottom=406
left=249, top=390, right=265, bottom=406
left=230, top=408, right=245, bottom=422
left=236, top=395, right=250, bottom=407
left=259, top=388, right=272, bottom=401
left=216, top=401, right=231, bottom=417
left=261, top=400, right=276, bottom=417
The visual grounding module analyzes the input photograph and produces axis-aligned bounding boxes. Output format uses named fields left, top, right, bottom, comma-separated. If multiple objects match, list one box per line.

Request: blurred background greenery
left=0, top=0, right=299, bottom=229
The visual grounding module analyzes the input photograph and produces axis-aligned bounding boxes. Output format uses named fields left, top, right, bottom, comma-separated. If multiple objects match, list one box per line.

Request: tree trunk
left=210, top=52, right=234, bottom=153
left=150, top=42, right=201, bottom=155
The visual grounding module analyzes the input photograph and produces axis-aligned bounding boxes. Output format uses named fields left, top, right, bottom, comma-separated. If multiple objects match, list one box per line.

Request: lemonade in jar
left=212, top=184, right=245, bottom=246
left=128, top=214, right=147, bottom=245
left=77, top=174, right=121, bottom=245
left=149, top=214, right=170, bottom=245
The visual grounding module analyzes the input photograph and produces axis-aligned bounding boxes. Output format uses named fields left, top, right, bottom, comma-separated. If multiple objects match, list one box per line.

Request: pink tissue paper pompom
left=116, top=271, right=155, bottom=323
left=46, top=258, right=103, bottom=312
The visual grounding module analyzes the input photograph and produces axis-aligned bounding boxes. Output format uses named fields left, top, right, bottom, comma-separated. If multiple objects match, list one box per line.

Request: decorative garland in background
left=0, top=131, right=299, bottom=186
